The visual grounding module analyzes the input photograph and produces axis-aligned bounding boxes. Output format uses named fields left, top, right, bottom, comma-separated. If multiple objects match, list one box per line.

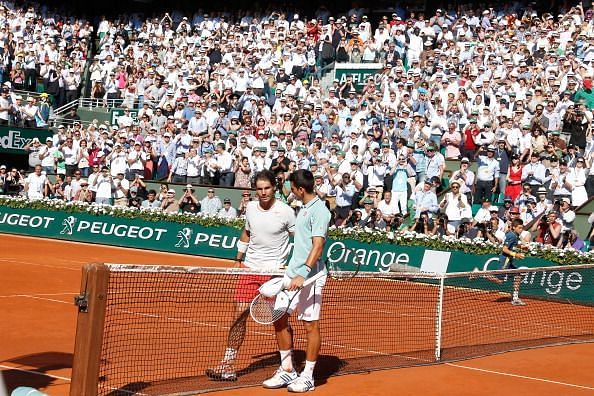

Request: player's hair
left=254, top=170, right=276, bottom=188
left=289, top=169, right=315, bottom=193
left=511, top=218, right=524, bottom=228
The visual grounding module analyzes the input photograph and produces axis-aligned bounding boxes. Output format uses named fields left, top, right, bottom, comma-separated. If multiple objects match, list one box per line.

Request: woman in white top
left=566, top=157, right=588, bottom=207
left=77, top=139, right=91, bottom=177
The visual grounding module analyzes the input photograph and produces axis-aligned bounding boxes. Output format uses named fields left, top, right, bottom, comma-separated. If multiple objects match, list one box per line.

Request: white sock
left=301, top=360, right=316, bottom=380
left=223, top=347, right=237, bottom=363
left=280, top=350, right=293, bottom=371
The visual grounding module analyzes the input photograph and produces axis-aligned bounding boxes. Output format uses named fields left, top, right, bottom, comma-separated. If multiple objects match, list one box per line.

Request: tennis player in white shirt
left=206, top=170, right=295, bottom=381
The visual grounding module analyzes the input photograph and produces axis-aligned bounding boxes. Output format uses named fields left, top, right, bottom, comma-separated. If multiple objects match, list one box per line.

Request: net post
left=70, top=263, right=110, bottom=396
left=434, top=276, right=445, bottom=362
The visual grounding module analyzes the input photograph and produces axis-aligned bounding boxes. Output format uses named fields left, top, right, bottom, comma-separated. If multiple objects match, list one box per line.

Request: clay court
left=2, top=234, right=594, bottom=396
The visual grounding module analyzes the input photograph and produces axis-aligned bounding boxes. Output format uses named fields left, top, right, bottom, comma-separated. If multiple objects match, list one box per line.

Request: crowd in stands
left=3, top=2, right=594, bottom=250
left=0, top=1, right=92, bottom=127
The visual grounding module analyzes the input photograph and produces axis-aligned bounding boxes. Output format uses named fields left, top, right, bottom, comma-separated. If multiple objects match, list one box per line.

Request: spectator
left=113, top=172, right=130, bottom=207
left=218, top=197, right=237, bottom=219
left=0, top=165, right=6, bottom=194
left=161, top=188, right=180, bottom=213
left=179, top=184, right=200, bottom=213
left=474, top=145, right=499, bottom=203
left=439, top=180, right=470, bottom=228
left=142, top=189, right=162, bottom=209
left=24, top=165, right=49, bottom=200
left=74, top=180, right=93, bottom=203
left=201, top=187, right=222, bottom=215
left=377, top=191, right=399, bottom=229
left=413, top=179, right=438, bottom=219
left=93, top=166, right=114, bottom=205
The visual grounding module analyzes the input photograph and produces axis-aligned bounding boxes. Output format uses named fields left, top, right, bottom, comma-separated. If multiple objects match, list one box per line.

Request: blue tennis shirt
left=287, top=197, right=331, bottom=279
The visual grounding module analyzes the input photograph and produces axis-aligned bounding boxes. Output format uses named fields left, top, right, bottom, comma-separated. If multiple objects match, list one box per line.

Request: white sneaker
left=262, top=367, right=298, bottom=389
left=287, top=375, right=315, bottom=393
left=512, top=298, right=526, bottom=306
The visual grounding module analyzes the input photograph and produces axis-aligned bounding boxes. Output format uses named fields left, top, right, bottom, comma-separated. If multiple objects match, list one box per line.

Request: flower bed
left=1, top=196, right=592, bottom=266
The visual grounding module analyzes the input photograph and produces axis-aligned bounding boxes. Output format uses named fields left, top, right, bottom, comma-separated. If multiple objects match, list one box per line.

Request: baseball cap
left=167, top=189, right=176, bottom=194
left=224, top=198, right=231, bottom=204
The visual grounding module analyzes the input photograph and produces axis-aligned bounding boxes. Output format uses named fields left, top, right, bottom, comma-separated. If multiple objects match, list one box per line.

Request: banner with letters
left=0, top=205, right=590, bottom=303
left=0, top=126, right=53, bottom=155
left=333, top=63, right=384, bottom=92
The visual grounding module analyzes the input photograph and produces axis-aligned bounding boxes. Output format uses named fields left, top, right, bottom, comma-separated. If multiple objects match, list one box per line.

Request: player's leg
left=287, top=275, right=325, bottom=393
left=206, top=275, right=266, bottom=381
left=262, top=314, right=298, bottom=389
left=511, top=274, right=526, bottom=306
left=226, top=302, right=250, bottom=350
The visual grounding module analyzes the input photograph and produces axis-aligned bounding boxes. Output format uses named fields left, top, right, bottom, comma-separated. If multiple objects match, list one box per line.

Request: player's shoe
left=262, top=367, right=298, bottom=389
left=205, top=362, right=237, bottom=381
left=511, top=298, right=526, bottom=306
left=287, top=375, right=315, bottom=393
left=469, top=267, right=480, bottom=280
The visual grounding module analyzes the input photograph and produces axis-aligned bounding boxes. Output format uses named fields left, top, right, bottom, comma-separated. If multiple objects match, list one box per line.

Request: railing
left=318, top=61, right=335, bottom=80
left=52, top=99, right=80, bottom=117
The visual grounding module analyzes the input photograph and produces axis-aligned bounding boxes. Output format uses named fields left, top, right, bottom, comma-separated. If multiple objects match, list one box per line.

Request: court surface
left=1, top=234, right=594, bottom=396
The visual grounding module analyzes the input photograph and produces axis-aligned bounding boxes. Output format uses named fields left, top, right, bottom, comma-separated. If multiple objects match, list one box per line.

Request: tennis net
left=70, top=263, right=594, bottom=395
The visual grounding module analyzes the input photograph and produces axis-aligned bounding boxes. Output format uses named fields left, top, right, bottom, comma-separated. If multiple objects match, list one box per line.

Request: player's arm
left=287, top=236, right=326, bottom=291
left=234, top=229, right=250, bottom=267
left=502, top=243, right=524, bottom=259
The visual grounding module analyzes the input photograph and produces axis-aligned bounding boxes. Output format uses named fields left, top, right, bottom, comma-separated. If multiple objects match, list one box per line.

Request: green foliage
left=2, top=197, right=593, bottom=265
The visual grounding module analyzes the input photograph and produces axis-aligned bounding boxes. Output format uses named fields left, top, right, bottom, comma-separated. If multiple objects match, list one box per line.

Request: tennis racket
left=250, top=270, right=326, bottom=325
left=325, top=245, right=362, bottom=281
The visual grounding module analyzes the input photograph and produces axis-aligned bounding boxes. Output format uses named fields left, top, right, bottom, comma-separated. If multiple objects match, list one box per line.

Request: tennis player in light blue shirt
left=262, top=169, right=331, bottom=393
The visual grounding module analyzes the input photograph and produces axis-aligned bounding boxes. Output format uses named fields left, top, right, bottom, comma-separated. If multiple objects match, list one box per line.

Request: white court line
left=445, top=362, right=594, bottom=391
left=0, top=258, right=79, bottom=271
left=0, top=292, right=76, bottom=299
left=0, top=364, right=71, bottom=382
left=6, top=295, right=73, bottom=305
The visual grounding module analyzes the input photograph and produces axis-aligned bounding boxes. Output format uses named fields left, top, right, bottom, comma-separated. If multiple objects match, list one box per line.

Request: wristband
left=237, top=240, right=248, bottom=253
left=294, top=265, right=312, bottom=279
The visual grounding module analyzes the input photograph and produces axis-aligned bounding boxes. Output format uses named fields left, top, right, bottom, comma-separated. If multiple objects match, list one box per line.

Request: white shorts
left=277, top=273, right=327, bottom=322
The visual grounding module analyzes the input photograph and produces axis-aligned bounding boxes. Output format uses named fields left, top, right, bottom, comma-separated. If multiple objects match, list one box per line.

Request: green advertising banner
left=0, top=126, right=53, bottom=155
left=0, top=204, right=590, bottom=303
left=110, top=108, right=139, bottom=125
left=334, top=63, right=384, bottom=92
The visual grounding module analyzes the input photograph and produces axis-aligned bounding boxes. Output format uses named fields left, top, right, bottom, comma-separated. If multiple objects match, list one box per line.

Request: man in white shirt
left=214, top=143, right=234, bottom=186
left=0, top=88, right=11, bottom=125
left=39, top=137, right=58, bottom=174
left=201, top=187, right=223, bottom=215
left=439, top=181, right=470, bottom=228
left=218, top=197, right=238, bottom=219
left=127, top=142, right=147, bottom=179
left=25, top=165, right=48, bottom=200
left=377, top=191, right=400, bottom=228
left=113, top=172, right=130, bottom=207
left=206, top=170, right=295, bottom=381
